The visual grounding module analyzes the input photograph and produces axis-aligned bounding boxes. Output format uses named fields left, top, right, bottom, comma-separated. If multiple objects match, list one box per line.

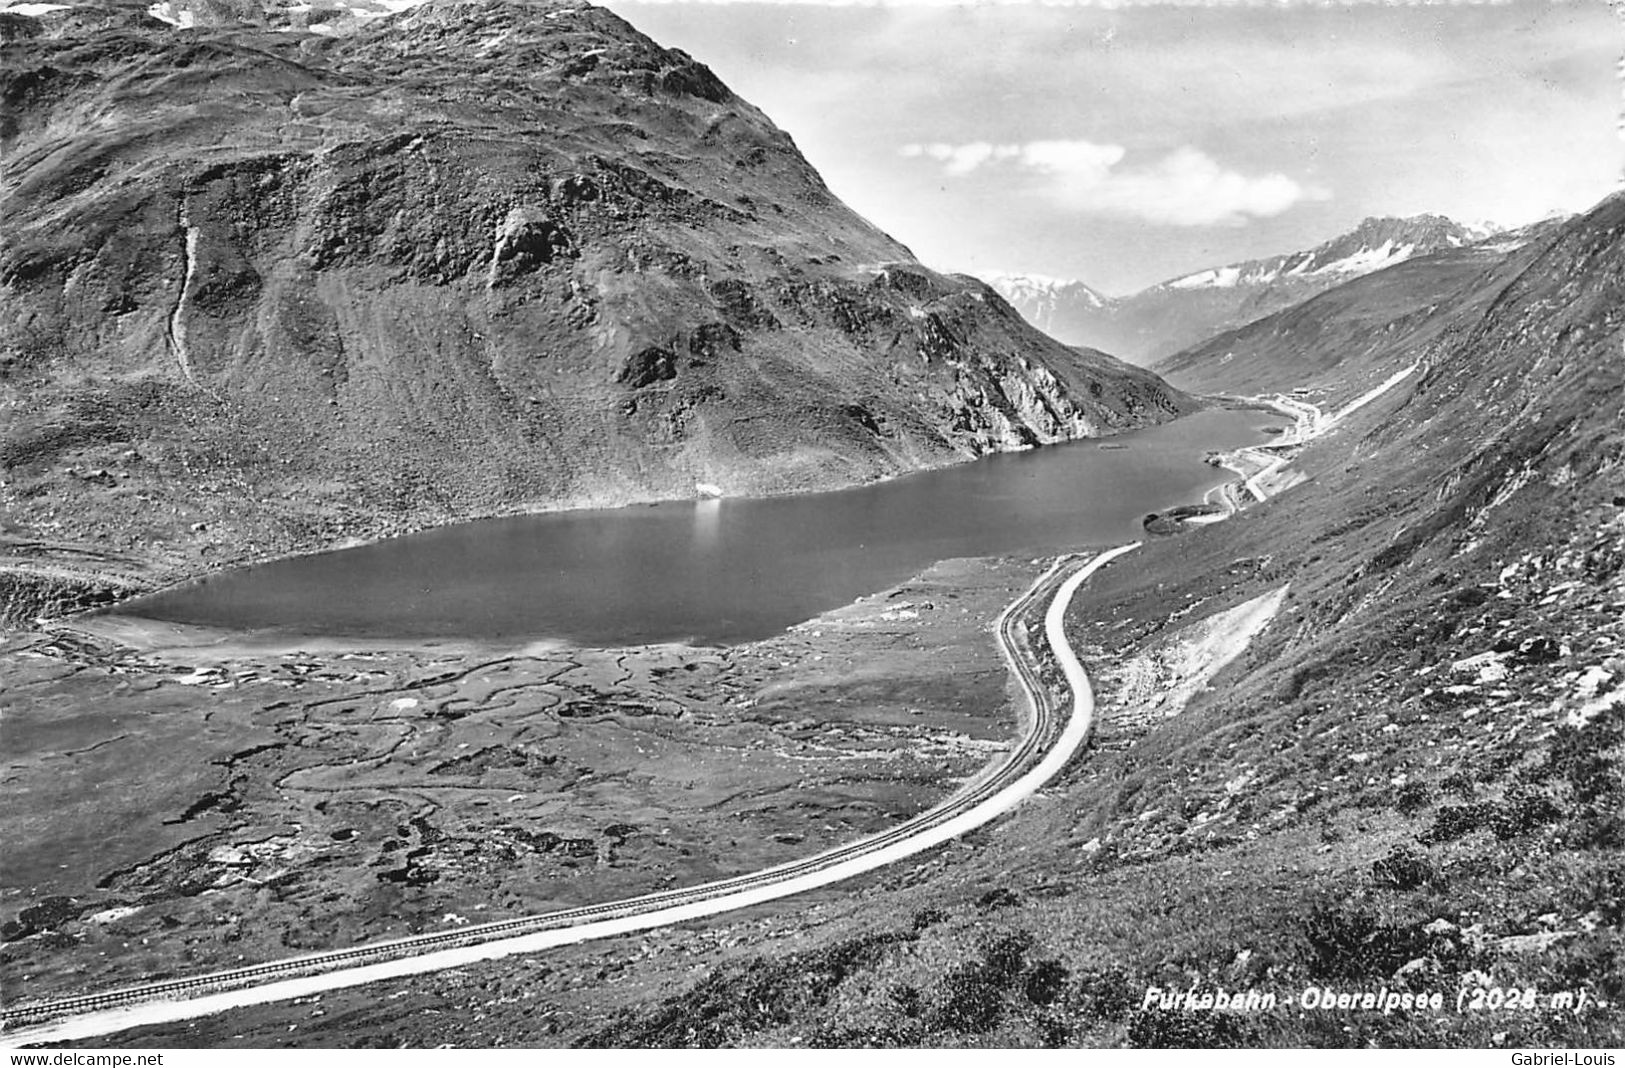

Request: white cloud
left=901, top=141, right=1023, bottom=175
left=1016, top=139, right=1126, bottom=178
left=1077, top=145, right=1328, bottom=226
left=899, top=138, right=1327, bottom=226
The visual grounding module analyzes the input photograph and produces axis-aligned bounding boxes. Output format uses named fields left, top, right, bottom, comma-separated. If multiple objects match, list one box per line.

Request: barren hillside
left=0, top=0, right=1189, bottom=623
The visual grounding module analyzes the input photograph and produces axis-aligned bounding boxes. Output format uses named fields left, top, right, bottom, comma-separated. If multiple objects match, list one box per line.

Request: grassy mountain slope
left=1151, top=217, right=1572, bottom=404
left=0, top=0, right=1188, bottom=624
left=538, top=192, right=1625, bottom=1048
left=99, top=193, right=1623, bottom=1050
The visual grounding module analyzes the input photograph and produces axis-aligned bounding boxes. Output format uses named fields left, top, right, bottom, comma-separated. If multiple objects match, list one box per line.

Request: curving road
left=2, top=543, right=1141, bottom=1046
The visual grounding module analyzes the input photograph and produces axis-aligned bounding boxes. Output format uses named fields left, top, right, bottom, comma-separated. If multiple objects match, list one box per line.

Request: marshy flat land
left=2, top=553, right=1044, bottom=1006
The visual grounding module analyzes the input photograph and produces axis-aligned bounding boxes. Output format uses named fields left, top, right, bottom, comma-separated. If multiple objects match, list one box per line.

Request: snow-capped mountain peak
left=1155, top=214, right=1496, bottom=294
left=965, top=212, right=1535, bottom=365
left=979, top=272, right=1109, bottom=310
left=977, top=272, right=1111, bottom=339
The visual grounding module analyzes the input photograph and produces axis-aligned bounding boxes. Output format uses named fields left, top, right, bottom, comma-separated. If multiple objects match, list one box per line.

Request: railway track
left=3, top=544, right=1137, bottom=1044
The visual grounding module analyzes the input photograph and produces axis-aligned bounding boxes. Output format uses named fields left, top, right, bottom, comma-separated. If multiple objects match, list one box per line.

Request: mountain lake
left=95, top=405, right=1288, bottom=648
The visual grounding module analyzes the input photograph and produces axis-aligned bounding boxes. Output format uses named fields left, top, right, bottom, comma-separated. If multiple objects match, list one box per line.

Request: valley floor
left=4, top=362, right=1622, bottom=1049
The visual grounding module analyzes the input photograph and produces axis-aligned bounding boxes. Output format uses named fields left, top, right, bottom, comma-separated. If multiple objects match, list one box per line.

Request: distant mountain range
left=982, top=214, right=1558, bottom=365
left=973, top=273, right=1110, bottom=340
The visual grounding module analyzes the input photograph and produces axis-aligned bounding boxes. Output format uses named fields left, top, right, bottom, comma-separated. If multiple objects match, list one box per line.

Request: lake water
left=108, top=406, right=1284, bottom=648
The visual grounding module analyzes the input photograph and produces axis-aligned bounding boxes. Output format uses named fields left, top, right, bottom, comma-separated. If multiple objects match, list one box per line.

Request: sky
left=602, top=0, right=1623, bottom=294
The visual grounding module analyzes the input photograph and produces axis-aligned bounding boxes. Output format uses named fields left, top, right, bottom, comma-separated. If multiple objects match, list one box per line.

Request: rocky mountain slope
left=141, top=0, right=418, bottom=34
left=0, top=0, right=1189, bottom=624
left=985, top=215, right=1541, bottom=365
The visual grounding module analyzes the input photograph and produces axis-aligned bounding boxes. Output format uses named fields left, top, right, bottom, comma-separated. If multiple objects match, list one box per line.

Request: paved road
left=2, top=544, right=1140, bottom=1046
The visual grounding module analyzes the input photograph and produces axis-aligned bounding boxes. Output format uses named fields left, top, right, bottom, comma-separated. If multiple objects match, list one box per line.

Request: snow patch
left=1166, top=265, right=1242, bottom=290
left=1311, top=240, right=1416, bottom=277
